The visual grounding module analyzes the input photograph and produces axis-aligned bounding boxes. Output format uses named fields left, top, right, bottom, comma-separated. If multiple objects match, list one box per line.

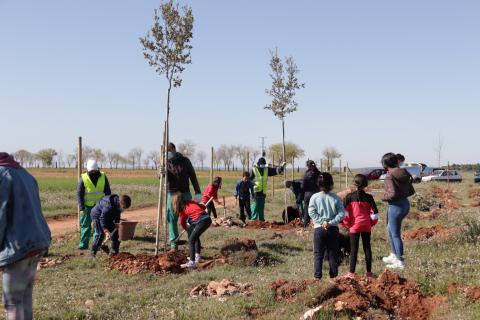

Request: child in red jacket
left=171, top=193, right=212, bottom=269
left=342, top=174, right=379, bottom=278
left=201, top=177, right=222, bottom=218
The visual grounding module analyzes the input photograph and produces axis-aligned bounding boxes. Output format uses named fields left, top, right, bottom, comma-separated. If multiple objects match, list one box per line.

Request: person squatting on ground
left=0, top=153, right=51, bottom=320
left=201, top=176, right=222, bottom=218
left=77, top=159, right=111, bottom=250
left=165, top=142, right=202, bottom=250
left=381, top=152, right=415, bottom=271
left=341, top=174, right=379, bottom=279
left=301, top=160, right=320, bottom=229
left=234, top=172, right=255, bottom=224
left=171, top=193, right=212, bottom=269
left=90, top=194, right=131, bottom=258
left=308, top=172, right=346, bottom=280
left=250, top=157, right=286, bottom=221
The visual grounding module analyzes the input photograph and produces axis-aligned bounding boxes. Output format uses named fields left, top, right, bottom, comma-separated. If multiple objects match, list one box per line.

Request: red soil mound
left=403, top=225, right=457, bottom=241
left=311, top=270, right=445, bottom=320
left=108, top=251, right=187, bottom=275
left=431, top=187, right=461, bottom=210
left=448, top=283, right=480, bottom=303
left=246, top=219, right=303, bottom=230
left=270, top=279, right=317, bottom=301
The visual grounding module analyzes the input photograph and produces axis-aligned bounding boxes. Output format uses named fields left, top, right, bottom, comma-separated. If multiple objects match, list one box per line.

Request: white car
left=422, top=170, right=462, bottom=182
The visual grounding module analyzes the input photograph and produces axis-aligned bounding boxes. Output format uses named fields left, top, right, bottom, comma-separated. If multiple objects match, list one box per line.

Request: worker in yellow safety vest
left=77, top=159, right=111, bottom=250
left=250, top=157, right=286, bottom=221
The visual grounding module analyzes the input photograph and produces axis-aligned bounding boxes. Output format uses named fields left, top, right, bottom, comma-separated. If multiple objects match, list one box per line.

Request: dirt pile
left=468, top=189, right=480, bottom=207
left=431, top=187, right=461, bottom=210
left=270, top=279, right=317, bottom=301
left=211, top=216, right=244, bottom=228
left=38, top=255, right=71, bottom=270
left=407, top=209, right=442, bottom=220
left=245, top=219, right=303, bottom=230
left=448, top=283, right=480, bottom=303
left=220, top=238, right=259, bottom=267
left=190, top=279, right=253, bottom=298
left=310, top=270, right=444, bottom=320
left=403, top=225, right=457, bottom=241
left=108, top=251, right=187, bottom=275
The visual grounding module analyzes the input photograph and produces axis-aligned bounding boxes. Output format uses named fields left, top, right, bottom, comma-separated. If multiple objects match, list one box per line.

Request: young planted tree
left=265, top=49, right=305, bottom=223
left=140, top=0, right=194, bottom=253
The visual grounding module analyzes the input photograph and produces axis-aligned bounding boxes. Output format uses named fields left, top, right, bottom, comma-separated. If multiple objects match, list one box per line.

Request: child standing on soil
left=308, top=172, right=347, bottom=280
left=201, top=176, right=222, bottom=218
left=234, top=172, right=255, bottom=224
left=342, top=174, right=379, bottom=279
left=91, top=194, right=131, bottom=258
left=171, top=192, right=212, bottom=269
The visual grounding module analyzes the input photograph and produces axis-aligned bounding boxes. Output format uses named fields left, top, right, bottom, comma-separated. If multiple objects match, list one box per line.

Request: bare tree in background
left=217, top=145, right=235, bottom=171
left=196, top=150, right=206, bottom=169
left=129, top=148, right=143, bottom=170
left=177, top=140, right=196, bottom=159
left=148, top=151, right=160, bottom=170
left=14, top=149, right=32, bottom=167
left=434, top=134, right=444, bottom=167
left=56, top=150, right=64, bottom=168
left=91, top=148, right=106, bottom=167
left=322, top=147, right=342, bottom=172
left=234, top=145, right=250, bottom=172
left=66, top=154, right=76, bottom=168
left=249, top=149, right=260, bottom=167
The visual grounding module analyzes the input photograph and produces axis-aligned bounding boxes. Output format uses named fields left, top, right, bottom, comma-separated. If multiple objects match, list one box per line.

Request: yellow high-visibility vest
left=252, top=166, right=268, bottom=193
left=81, top=172, right=106, bottom=207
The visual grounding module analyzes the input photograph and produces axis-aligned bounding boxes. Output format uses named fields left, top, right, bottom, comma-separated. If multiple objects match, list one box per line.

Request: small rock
left=302, top=306, right=323, bottom=320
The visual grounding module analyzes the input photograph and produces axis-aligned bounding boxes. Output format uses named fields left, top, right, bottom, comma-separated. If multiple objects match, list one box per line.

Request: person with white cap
left=77, top=159, right=111, bottom=250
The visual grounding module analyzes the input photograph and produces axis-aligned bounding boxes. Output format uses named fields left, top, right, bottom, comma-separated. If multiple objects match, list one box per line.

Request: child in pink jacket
left=342, top=174, right=379, bottom=278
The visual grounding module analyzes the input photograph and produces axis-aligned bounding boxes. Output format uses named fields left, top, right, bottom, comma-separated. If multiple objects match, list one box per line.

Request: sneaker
left=181, top=260, right=197, bottom=269
left=345, top=272, right=356, bottom=279
left=366, top=272, right=376, bottom=278
left=195, top=254, right=202, bottom=263
left=386, top=259, right=405, bottom=271
left=382, top=253, right=397, bottom=264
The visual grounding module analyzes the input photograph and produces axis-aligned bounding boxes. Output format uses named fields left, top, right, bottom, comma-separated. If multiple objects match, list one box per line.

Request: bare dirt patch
left=190, top=279, right=253, bottom=299
left=430, top=187, right=461, bottom=211
left=108, top=251, right=188, bottom=275
left=448, top=283, right=480, bottom=303
left=403, top=225, right=457, bottom=241
left=468, top=188, right=480, bottom=207
left=245, top=219, right=303, bottom=231
left=310, top=270, right=445, bottom=320
left=270, top=279, right=318, bottom=301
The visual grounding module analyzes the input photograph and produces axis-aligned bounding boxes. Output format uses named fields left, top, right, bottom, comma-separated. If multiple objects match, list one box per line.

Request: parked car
left=361, top=168, right=386, bottom=181
left=379, top=165, right=422, bottom=183
left=474, top=170, right=480, bottom=183
left=422, top=170, right=463, bottom=182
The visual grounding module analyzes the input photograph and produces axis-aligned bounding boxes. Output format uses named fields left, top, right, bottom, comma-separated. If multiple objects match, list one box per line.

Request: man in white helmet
left=76, top=159, right=111, bottom=250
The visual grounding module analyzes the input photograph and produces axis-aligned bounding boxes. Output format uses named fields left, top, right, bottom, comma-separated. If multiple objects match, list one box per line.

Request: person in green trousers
left=77, top=159, right=111, bottom=250
left=165, top=143, right=201, bottom=250
left=250, top=157, right=286, bottom=221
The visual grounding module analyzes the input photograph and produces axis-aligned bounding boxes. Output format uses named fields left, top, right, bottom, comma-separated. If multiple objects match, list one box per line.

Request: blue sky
left=1, top=0, right=479, bottom=167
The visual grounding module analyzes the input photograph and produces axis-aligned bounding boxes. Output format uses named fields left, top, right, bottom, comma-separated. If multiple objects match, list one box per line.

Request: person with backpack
left=381, top=152, right=415, bottom=270
left=308, top=172, right=346, bottom=280
left=301, top=160, right=320, bottom=229
left=342, top=174, right=379, bottom=279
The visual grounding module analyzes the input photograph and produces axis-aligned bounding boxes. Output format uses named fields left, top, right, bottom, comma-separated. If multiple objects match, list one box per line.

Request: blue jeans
left=387, top=199, right=410, bottom=260
left=3, top=251, right=45, bottom=320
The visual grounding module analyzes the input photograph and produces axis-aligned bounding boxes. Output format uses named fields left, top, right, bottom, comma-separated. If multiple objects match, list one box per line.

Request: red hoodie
left=342, top=190, right=379, bottom=233
left=179, top=201, right=207, bottom=230
left=201, top=184, right=219, bottom=204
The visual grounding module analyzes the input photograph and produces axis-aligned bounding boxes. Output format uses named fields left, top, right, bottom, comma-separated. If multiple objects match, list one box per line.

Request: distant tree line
left=449, top=163, right=480, bottom=171
left=10, top=142, right=343, bottom=172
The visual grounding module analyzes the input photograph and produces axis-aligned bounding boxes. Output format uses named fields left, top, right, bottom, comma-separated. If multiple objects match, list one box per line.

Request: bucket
left=117, top=221, right=138, bottom=241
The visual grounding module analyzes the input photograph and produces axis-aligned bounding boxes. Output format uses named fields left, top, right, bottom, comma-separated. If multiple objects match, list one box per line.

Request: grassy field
left=4, top=171, right=480, bottom=319
left=31, top=169, right=254, bottom=218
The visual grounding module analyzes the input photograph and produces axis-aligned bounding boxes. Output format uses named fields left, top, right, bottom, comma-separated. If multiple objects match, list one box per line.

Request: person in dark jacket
left=301, top=160, right=320, bottom=229
left=380, top=153, right=415, bottom=270
left=77, top=159, right=111, bottom=250
left=0, top=152, right=51, bottom=320
left=90, top=194, right=131, bottom=257
left=165, top=143, right=202, bottom=250
left=250, top=157, right=286, bottom=221
left=234, top=172, right=255, bottom=224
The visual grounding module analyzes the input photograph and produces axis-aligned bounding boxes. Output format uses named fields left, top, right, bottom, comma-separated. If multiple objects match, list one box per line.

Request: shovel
left=222, top=196, right=227, bottom=218
left=100, top=227, right=118, bottom=254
